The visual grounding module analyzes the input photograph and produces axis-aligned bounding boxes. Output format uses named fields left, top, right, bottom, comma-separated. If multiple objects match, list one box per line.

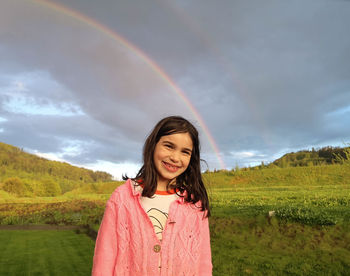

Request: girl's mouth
left=162, top=161, right=180, bottom=172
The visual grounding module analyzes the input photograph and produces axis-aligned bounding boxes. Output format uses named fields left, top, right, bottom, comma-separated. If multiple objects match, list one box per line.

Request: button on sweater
left=92, top=179, right=213, bottom=276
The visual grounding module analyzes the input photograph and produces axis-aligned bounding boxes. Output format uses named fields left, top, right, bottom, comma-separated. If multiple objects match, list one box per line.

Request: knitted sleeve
left=198, top=214, right=213, bottom=275
left=92, top=199, right=118, bottom=276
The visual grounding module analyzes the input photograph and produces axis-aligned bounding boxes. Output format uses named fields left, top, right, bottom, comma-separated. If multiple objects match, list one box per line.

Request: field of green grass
left=0, top=164, right=349, bottom=275
left=210, top=216, right=350, bottom=275
left=205, top=165, right=350, bottom=225
left=0, top=230, right=95, bottom=275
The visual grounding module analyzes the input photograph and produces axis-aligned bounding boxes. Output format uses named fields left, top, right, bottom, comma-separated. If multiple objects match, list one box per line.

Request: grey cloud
left=0, top=112, right=142, bottom=163
left=1, top=0, right=350, bottom=172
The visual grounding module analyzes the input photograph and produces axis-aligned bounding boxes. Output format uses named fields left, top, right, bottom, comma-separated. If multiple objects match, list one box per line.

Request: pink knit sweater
left=92, top=179, right=212, bottom=276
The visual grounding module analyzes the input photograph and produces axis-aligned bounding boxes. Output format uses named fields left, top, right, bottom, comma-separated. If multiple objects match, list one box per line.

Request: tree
left=42, top=179, right=62, bottom=196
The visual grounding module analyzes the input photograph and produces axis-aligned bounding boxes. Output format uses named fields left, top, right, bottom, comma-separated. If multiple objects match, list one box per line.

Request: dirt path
left=0, top=225, right=82, bottom=230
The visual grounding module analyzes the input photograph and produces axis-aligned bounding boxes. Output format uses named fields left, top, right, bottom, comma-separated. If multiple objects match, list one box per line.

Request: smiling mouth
left=162, top=161, right=180, bottom=172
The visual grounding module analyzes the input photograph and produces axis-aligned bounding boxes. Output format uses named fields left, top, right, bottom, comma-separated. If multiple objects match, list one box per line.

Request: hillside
left=1, top=141, right=349, bottom=197
left=0, top=141, right=113, bottom=196
left=271, top=146, right=350, bottom=168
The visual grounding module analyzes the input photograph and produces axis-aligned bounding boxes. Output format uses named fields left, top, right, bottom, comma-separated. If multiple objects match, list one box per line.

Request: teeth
left=164, top=162, right=178, bottom=171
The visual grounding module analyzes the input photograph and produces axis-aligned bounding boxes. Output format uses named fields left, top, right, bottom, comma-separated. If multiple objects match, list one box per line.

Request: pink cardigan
left=92, top=179, right=212, bottom=276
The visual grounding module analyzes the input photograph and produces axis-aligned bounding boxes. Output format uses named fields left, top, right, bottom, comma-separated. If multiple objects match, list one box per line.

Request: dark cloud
left=0, top=0, right=350, bottom=176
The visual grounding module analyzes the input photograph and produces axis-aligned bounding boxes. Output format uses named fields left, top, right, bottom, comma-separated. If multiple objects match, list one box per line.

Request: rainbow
left=31, top=0, right=226, bottom=169
left=161, top=0, right=271, bottom=148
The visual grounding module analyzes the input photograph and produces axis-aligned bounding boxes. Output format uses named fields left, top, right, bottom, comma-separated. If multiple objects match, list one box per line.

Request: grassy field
left=205, top=165, right=350, bottom=225
left=207, top=165, right=350, bottom=274
left=0, top=230, right=95, bottom=275
left=210, top=216, right=350, bottom=275
left=0, top=164, right=349, bottom=275
left=1, top=217, right=349, bottom=275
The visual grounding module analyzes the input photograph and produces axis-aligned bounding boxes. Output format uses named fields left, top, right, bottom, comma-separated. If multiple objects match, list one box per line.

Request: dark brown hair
left=124, top=116, right=210, bottom=217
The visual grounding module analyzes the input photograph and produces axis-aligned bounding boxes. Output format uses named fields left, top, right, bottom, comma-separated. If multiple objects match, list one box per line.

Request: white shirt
left=134, top=183, right=179, bottom=241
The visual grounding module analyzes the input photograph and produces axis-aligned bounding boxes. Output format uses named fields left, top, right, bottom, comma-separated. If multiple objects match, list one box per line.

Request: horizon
left=1, top=140, right=348, bottom=180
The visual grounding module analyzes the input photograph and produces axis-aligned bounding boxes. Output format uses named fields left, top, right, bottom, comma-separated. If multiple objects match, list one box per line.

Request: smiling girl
left=92, top=116, right=212, bottom=276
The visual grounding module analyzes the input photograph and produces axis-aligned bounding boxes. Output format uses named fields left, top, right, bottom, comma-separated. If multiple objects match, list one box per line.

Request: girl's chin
left=158, top=170, right=180, bottom=182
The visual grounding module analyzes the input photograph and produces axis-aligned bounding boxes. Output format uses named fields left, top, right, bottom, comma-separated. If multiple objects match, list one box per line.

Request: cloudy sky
left=1, top=0, right=349, bottom=179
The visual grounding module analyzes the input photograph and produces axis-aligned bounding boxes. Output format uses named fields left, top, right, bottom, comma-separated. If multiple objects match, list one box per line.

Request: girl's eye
left=165, top=144, right=173, bottom=149
left=183, top=151, right=191, bottom=155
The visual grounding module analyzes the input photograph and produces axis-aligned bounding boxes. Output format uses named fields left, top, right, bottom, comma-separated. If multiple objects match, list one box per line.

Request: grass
left=0, top=164, right=349, bottom=274
left=0, top=230, right=95, bottom=275
left=205, top=165, right=350, bottom=225
left=210, top=216, right=350, bottom=275
left=2, top=165, right=349, bottom=226
left=1, top=215, right=349, bottom=275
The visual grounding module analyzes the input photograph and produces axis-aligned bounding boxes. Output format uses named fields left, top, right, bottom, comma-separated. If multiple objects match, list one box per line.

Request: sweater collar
left=128, top=179, right=186, bottom=204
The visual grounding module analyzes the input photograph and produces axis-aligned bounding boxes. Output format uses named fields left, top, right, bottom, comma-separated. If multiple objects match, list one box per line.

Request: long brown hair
left=124, top=116, right=210, bottom=217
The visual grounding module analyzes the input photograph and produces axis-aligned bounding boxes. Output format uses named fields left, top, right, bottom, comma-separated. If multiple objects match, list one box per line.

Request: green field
left=0, top=164, right=350, bottom=275
left=210, top=217, right=350, bottom=275
left=206, top=165, right=350, bottom=224
left=0, top=230, right=95, bottom=275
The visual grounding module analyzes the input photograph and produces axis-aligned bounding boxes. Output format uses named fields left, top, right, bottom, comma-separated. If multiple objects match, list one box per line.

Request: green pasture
left=1, top=165, right=349, bottom=227
left=0, top=217, right=349, bottom=275
left=205, top=165, right=350, bottom=225
left=210, top=216, right=350, bottom=275
left=0, top=164, right=349, bottom=275
left=0, top=230, right=95, bottom=275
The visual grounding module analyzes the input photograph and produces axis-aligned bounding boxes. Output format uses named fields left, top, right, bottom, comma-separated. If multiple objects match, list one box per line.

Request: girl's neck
left=156, top=180, right=169, bottom=192
left=156, top=177, right=175, bottom=192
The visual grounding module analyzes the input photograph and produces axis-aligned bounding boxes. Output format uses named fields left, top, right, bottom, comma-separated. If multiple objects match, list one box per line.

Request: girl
left=92, top=116, right=212, bottom=276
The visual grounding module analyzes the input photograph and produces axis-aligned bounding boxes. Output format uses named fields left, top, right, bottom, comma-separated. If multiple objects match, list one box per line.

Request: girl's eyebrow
left=162, top=140, right=192, bottom=152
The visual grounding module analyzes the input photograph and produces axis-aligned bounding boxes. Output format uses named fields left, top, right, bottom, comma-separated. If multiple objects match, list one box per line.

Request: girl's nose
left=170, top=151, right=180, bottom=162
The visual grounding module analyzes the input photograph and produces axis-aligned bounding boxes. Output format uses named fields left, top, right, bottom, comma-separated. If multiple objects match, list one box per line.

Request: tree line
left=272, top=146, right=350, bottom=168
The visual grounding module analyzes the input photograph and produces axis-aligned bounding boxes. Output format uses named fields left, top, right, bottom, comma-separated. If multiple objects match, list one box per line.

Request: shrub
left=333, top=145, right=350, bottom=165
left=2, top=177, right=27, bottom=196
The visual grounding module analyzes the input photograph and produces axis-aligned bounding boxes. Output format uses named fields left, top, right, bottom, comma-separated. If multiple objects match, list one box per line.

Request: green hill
left=2, top=141, right=349, bottom=197
left=271, top=146, right=350, bottom=168
left=0, top=141, right=113, bottom=196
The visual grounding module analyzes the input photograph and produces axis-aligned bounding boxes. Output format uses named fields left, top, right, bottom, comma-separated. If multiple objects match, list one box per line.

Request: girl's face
left=153, top=132, right=193, bottom=188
